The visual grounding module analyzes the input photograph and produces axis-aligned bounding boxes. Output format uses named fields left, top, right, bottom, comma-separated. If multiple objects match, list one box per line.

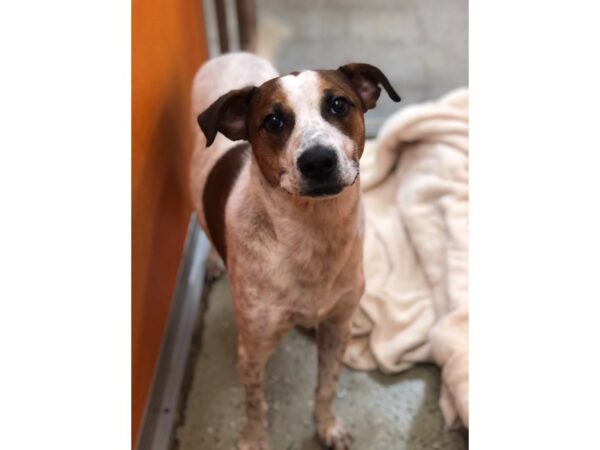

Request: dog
left=190, top=53, right=400, bottom=450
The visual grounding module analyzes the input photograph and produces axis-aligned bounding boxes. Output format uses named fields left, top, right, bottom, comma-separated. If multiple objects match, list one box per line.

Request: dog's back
left=189, top=53, right=278, bottom=258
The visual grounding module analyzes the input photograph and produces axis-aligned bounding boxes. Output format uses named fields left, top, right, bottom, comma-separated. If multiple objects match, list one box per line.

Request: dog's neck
left=248, top=154, right=362, bottom=232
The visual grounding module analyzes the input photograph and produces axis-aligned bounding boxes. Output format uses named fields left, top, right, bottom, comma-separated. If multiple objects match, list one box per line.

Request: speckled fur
left=225, top=157, right=364, bottom=450
left=191, top=53, right=399, bottom=450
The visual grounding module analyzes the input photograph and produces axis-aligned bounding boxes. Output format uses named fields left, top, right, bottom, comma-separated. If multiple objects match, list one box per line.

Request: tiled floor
left=173, top=277, right=467, bottom=450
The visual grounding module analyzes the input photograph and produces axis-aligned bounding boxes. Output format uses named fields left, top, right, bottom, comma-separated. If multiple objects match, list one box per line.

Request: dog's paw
left=316, top=418, right=353, bottom=450
left=236, top=431, right=270, bottom=450
left=205, top=249, right=226, bottom=281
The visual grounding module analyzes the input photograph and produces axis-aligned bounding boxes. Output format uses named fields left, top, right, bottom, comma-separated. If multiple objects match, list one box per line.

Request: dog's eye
left=263, top=114, right=284, bottom=133
left=331, top=97, right=349, bottom=116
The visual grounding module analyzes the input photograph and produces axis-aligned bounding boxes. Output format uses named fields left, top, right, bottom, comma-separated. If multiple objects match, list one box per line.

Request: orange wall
left=132, top=0, right=208, bottom=445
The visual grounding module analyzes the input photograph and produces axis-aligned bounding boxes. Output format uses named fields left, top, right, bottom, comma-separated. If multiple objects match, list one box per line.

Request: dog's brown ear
left=337, top=63, right=401, bottom=111
left=197, top=86, right=256, bottom=146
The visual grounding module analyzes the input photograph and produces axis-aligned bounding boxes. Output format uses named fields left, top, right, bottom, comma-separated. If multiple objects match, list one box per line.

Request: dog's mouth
left=280, top=167, right=359, bottom=198
left=297, top=171, right=360, bottom=198
left=300, top=182, right=345, bottom=198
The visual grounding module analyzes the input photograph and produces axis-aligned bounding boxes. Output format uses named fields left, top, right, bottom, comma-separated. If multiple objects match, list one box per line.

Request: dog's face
left=198, top=63, right=400, bottom=198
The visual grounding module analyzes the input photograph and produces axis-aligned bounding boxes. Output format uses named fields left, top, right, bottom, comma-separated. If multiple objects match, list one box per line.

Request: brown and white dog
left=190, top=53, right=400, bottom=450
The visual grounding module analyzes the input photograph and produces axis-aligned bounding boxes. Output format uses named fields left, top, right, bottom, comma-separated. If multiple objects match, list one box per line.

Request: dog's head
left=198, top=63, right=400, bottom=198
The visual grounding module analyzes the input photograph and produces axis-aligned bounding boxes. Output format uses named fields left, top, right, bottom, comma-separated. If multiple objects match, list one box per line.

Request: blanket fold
left=343, top=88, right=469, bottom=429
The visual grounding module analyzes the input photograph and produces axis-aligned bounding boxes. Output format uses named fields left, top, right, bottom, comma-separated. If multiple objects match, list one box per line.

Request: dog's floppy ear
left=197, top=86, right=256, bottom=147
left=337, top=63, right=401, bottom=111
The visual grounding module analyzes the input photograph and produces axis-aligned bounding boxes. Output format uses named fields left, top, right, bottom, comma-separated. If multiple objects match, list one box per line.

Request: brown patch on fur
left=203, top=143, right=250, bottom=262
left=197, top=87, right=256, bottom=146
left=246, top=78, right=296, bottom=186
left=337, top=63, right=401, bottom=111
left=316, top=70, right=366, bottom=158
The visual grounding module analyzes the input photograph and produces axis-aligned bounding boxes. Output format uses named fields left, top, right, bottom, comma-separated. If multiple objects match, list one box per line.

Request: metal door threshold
left=136, top=216, right=211, bottom=450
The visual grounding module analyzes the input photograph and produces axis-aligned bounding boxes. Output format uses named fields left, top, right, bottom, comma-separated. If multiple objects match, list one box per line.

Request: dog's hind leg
left=314, top=318, right=353, bottom=450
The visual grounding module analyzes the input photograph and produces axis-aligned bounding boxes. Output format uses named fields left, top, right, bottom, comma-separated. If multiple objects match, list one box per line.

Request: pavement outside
left=173, top=277, right=467, bottom=450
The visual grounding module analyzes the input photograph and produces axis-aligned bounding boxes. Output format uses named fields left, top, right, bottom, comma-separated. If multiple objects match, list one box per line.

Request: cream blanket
left=343, top=89, right=469, bottom=429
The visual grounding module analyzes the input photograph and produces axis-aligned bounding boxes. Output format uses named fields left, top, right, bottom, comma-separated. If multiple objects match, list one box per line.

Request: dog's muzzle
left=297, top=145, right=344, bottom=197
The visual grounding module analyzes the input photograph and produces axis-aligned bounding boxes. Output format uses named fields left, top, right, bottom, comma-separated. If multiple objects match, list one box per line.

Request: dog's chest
left=227, top=175, right=364, bottom=325
left=263, top=219, right=363, bottom=324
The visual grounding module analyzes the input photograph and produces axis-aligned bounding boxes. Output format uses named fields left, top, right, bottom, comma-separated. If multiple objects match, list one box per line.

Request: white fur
left=278, top=71, right=359, bottom=186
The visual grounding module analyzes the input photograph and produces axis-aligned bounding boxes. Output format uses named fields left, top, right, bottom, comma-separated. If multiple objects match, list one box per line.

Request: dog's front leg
left=314, top=317, right=353, bottom=450
left=236, top=311, right=289, bottom=450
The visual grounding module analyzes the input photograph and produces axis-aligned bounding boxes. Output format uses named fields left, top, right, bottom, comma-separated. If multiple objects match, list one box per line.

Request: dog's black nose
left=297, top=146, right=338, bottom=181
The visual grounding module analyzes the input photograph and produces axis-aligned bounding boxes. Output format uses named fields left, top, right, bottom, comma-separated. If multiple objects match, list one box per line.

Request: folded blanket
left=343, top=88, right=469, bottom=429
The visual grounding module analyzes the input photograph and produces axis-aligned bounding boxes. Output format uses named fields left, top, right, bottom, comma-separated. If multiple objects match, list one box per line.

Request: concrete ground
left=173, top=277, right=467, bottom=450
